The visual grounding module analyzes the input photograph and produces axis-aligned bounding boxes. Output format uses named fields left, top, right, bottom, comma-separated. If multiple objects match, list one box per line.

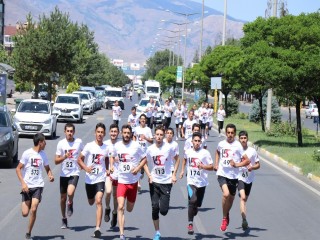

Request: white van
left=144, top=80, right=161, bottom=100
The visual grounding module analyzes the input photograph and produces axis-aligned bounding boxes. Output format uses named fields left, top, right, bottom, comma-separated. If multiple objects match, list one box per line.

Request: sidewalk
left=6, top=91, right=33, bottom=111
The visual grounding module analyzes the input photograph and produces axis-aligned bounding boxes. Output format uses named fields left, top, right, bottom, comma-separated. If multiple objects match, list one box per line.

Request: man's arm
left=44, top=165, right=54, bottom=182
left=77, top=153, right=91, bottom=173
left=16, top=162, right=29, bottom=193
left=179, top=157, right=187, bottom=179
left=214, top=150, right=220, bottom=171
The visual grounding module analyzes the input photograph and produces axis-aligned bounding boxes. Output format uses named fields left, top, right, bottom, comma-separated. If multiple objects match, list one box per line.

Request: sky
left=192, top=0, right=320, bottom=22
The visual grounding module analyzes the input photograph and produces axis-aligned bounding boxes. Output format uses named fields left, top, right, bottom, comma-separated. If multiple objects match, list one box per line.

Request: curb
left=212, top=122, right=320, bottom=186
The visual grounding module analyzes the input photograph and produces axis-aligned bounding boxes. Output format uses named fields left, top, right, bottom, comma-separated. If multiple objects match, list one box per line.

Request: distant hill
left=6, top=0, right=244, bottom=64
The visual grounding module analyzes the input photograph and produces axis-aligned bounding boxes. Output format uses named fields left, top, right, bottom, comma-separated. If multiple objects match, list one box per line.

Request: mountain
left=6, top=0, right=244, bottom=64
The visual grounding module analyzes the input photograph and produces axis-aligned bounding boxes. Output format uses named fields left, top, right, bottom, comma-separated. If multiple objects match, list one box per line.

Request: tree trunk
left=259, top=97, right=265, bottom=132
left=295, top=99, right=303, bottom=147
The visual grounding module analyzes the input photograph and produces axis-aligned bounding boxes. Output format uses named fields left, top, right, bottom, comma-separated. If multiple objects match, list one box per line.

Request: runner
left=173, top=103, right=183, bottom=140
left=134, top=113, right=154, bottom=192
left=127, top=106, right=140, bottom=135
left=207, top=103, right=214, bottom=137
left=179, top=132, right=213, bottom=235
left=110, top=124, right=147, bottom=240
left=230, top=130, right=260, bottom=230
left=103, top=123, right=120, bottom=228
left=144, top=126, right=179, bottom=240
left=55, top=123, right=84, bottom=229
left=181, top=99, right=188, bottom=135
left=214, top=123, right=250, bottom=232
left=146, top=97, right=157, bottom=129
left=182, top=110, right=197, bottom=139
left=77, top=123, right=110, bottom=238
left=184, top=123, right=207, bottom=151
left=199, top=102, right=209, bottom=139
left=16, top=133, right=54, bottom=240
left=164, top=127, right=180, bottom=174
left=217, top=104, right=226, bottom=137
left=112, top=100, right=122, bottom=126
left=163, top=99, right=173, bottom=130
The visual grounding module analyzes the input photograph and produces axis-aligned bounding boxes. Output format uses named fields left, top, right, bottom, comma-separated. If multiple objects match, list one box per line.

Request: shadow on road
left=32, top=235, right=65, bottom=240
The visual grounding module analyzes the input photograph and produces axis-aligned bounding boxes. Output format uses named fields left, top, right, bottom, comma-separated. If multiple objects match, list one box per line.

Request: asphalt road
left=0, top=93, right=320, bottom=240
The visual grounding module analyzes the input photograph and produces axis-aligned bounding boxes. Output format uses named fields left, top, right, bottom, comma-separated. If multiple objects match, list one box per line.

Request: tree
left=155, top=66, right=177, bottom=92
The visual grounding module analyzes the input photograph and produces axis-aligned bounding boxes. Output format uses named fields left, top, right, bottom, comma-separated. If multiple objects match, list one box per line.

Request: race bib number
left=221, top=149, right=233, bottom=167
left=241, top=169, right=249, bottom=178
left=120, top=162, right=133, bottom=173
left=28, top=167, right=40, bottom=180
left=91, top=166, right=102, bottom=175
left=139, top=141, right=146, bottom=148
left=189, top=169, right=201, bottom=177
left=154, top=166, right=165, bottom=175
left=222, top=159, right=232, bottom=167
left=65, top=161, right=74, bottom=169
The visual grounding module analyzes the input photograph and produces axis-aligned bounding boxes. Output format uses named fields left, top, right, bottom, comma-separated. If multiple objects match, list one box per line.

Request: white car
left=135, top=98, right=163, bottom=124
left=12, top=99, right=57, bottom=139
left=305, top=103, right=319, bottom=118
left=53, top=94, right=84, bottom=123
left=104, top=87, right=125, bottom=110
left=73, top=91, right=95, bottom=114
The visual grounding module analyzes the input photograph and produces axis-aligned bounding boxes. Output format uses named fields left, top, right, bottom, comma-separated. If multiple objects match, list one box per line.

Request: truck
left=144, top=80, right=161, bottom=100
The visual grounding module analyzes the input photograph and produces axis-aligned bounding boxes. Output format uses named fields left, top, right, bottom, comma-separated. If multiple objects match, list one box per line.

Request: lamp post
left=199, top=0, right=204, bottom=60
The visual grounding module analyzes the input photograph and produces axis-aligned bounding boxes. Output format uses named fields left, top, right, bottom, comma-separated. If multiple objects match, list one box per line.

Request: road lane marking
left=261, top=156, right=320, bottom=197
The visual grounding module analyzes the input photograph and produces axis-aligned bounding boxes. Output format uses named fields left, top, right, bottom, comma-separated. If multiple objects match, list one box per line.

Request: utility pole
left=199, top=0, right=204, bottom=60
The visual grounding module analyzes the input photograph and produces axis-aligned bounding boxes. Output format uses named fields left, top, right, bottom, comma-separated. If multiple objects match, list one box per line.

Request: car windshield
left=75, top=93, right=89, bottom=100
left=0, top=112, right=9, bottom=127
left=139, top=100, right=160, bottom=107
left=146, top=87, right=159, bottom=93
left=106, top=91, right=121, bottom=97
left=18, top=102, right=49, bottom=114
left=56, top=96, right=79, bottom=104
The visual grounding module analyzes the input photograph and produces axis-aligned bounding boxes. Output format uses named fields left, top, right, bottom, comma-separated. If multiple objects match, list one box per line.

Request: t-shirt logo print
left=188, top=157, right=200, bottom=168
left=92, top=154, right=104, bottom=164
left=31, top=158, right=41, bottom=167
left=65, top=149, right=76, bottom=158
left=119, top=153, right=130, bottom=162
left=152, top=155, right=165, bottom=166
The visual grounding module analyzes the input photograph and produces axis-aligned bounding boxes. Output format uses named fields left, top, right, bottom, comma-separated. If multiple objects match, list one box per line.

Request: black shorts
left=21, top=187, right=43, bottom=202
left=60, top=176, right=79, bottom=194
left=238, top=180, right=252, bottom=196
left=85, top=182, right=105, bottom=200
left=217, top=176, right=238, bottom=196
left=176, top=123, right=182, bottom=128
left=200, top=122, right=206, bottom=129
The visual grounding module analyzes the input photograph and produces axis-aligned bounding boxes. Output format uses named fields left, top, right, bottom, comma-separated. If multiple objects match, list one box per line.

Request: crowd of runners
left=16, top=96, right=260, bottom=240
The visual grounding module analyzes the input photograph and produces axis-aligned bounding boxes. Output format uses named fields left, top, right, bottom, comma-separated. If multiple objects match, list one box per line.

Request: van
left=144, top=80, right=161, bottom=100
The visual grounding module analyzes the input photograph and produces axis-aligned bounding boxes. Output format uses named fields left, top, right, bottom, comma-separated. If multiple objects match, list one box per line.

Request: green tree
left=155, top=66, right=177, bottom=92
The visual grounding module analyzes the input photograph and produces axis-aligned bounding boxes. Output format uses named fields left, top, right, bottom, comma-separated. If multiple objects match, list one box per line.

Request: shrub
left=312, top=150, right=320, bottom=162
left=249, top=96, right=281, bottom=123
left=226, top=97, right=239, bottom=116
left=266, top=122, right=296, bottom=137
left=66, top=81, right=80, bottom=93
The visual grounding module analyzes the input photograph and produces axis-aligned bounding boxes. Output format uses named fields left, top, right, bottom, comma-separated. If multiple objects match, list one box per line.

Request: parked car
left=12, top=99, right=57, bottom=139
left=104, top=87, right=125, bottom=110
left=135, top=98, right=163, bottom=125
left=53, top=94, right=84, bottom=123
left=31, top=83, right=48, bottom=100
left=305, top=103, right=319, bottom=118
left=73, top=91, right=95, bottom=114
left=0, top=106, right=19, bottom=167
left=94, top=90, right=104, bottom=110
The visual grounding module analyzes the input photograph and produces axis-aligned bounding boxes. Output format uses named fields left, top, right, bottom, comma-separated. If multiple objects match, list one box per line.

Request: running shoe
left=92, top=229, right=101, bottom=238
left=61, top=218, right=68, bottom=229
left=187, top=224, right=194, bottom=235
left=111, top=211, right=117, bottom=228
left=220, top=217, right=228, bottom=232
left=153, top=232, right=161, bottom=240
left=120, top=234, right=126, bottom=240
left=25, top=233, right=31, bottom=239
left=242, top=219, right=249, bottom=230
left=104, top=208, right=111, bottom=222
left=67, top=202, right=73, bottom=217
left=226, top=213, right=230, bottom=226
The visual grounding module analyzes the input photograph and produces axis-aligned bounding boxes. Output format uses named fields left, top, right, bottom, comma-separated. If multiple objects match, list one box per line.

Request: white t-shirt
left=19, top=148, right=50, bottom=188
left=114, top=140, right=145, bottom=184
left=146, top=143, right=175, bottom=184
left=146, top=102, right=157, bottom=118
left=81, top=141, right=110, bottom=184
left=163, top=104, right=173, bottom=118
left=174, top=109, right=183, bottom=124
left=207, top=108, right=214, bottom=122
left=217, top=109, right=226, bottom=121
left=112, top=106, right=122, bottom=120
left=104, top=139, right=119, bottom=180
left=216, top=140, right=243, bottom=179
left=169, top=100, right=176, bottom=109
left=184, top=148, right=213, bottom=187
left=128, top=114, right=140, bottom=133
left=183, top=119, right=197, bottom=139
left=164, top=139, right=179, bottom=171
left=199, top=107, right=209, bottom=123
left=193, top=109, right=200, bottom=123
left=55, top=138, right=84, bottom=177
left=181, top=104, right=188, bottom=119
left=184, top=137, right=207, bottom=151
left=238, top=147, right=259, bottom=184
left=134, top=125, right=153, bottom=153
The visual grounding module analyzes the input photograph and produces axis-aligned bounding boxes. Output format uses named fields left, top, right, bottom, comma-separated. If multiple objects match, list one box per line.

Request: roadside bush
left=249, top=96, right=281, bottom=123
left=266, top=122, right=296, bottom=137
left=66, top=80, right=80, bottom=93
left=15, top=81, right=32, bottom=92
left=312, top=150, right=320, bottom=162
left=226, top=97, right=239, bottom=116
left=234, top=112, right=248, bottom=119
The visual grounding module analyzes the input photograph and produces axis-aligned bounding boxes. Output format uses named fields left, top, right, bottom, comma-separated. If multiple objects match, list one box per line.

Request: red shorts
left=117, top=182, right=138, bottom=203
left=110, top=176, right=118, bottom=187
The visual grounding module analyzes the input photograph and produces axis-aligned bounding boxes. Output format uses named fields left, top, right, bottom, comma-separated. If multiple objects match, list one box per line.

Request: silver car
left=53, top=94, right=84, bottom=123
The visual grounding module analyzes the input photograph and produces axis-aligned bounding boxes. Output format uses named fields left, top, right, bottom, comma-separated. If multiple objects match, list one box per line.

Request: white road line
left=180, top=186, right=207, bottom=235
left=260, top=156, right=320, bottom=197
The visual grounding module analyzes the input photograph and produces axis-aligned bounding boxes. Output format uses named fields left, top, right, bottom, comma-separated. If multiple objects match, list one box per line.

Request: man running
left=179, top=132, right=213, bottom=235
left=77, top=123, right=110, bottom=238
left=55, top=123, right=84, bottom=229
left=16, top=133, right=54, bottom=240
left=144, top=126, right=179, bottom=240
left=104, top=123, right=120, bottom=228
left=110, top=124, right=147, bottom=240
left=230, top=130, right=260, bottom=230
left=164, top=127, right=180, bottom=174
left=214, top=123, right=249, bottom=232
left=127, top=106, right=140, bottom=136
left=184, top=123, right=207, bottom=151
left=182, top=110, right=197, bottom=140
left=112, top=100, right=122, bottom=126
